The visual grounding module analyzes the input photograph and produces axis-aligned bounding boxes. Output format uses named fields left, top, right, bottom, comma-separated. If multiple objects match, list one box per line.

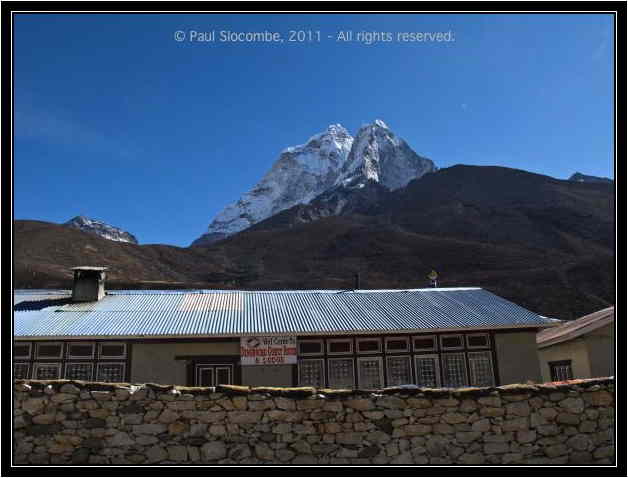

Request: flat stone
left=59, top=384, right=81, bottom=395
left=471, top=418, right=491, bottom=432
left=145, top=445, right=168, bottom=464
left=506, top=401, right=531, bottom=417
left=567, top=434, right=592, bottom=452
left=484, top=442, right=510, bottom=454
left=344, top=399, right=373, bottom=410
left=516, top=430, right=536, bottom=444
left=556, top=413, right=580, bottom=425
left=545, top=444, right=568, bottom=458
left=458, top=453, right=485, bottom=464
left=201, top=441, right=227, bottom=461
left=558, top=397, right=584, bottom=414
left=133, top=424, right=167, bottom=435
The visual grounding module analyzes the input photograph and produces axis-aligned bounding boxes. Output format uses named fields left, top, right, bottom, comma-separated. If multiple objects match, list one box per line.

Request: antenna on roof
left=354, top=273, right=361, bottom=290
left=427, top=270, right=438, bottom=288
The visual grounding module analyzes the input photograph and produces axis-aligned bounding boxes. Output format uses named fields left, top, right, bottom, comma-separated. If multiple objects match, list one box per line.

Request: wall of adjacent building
left=585, top=323, right=613, bottom=379
left=13, top=377, right=615, bottom=465
left=493, top=331, right=541, bottom=385
left=538, top=338, right=591, bottom=383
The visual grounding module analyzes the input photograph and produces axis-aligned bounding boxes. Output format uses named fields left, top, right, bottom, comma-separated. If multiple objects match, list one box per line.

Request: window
left=298, top=340, right=323, bottom=356
left=14, top=363, right=30, bottom=379
left=14, top=343, right=31, bottom=359
left=96, top=363, right=125, bottom=382
left=549, top=360, right=573, bottom=382
left=415, top=354, right=441, bottom=388
left=328, top=358, right=355, bottom=389
left=215, top=366, right=232, bottom=386
left=357, top=357, right=383, bottom=390
left=413, top=335, right=437, bottom=352
left=441, top=353, right=468, bottom=387
left=36, top=342, right=63, bottom=359
left=298, top=359, right=325, bottom=387
left=65, top=363, right=93, bottom=381
left=327, top=339, right=352, bottom=355
left=386, top=356, right=412, bottom=387
left=67, top=342, right=95, bottom=359
left=385, top=337, right=409, bottom=353
left=356, top=338, right=381, bottom=354
left=440, top=335, right=464, bottom=350
left=99, top=342, right=126, bottom=359
left=467, top=334, right=490, bottom=349
left=468, top=351, right=495, bottom=387
left=33, top=363, right=61, bottom=380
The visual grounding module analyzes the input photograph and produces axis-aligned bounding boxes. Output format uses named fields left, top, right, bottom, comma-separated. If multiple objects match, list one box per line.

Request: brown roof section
left=537, top=306, right=614, bottom=348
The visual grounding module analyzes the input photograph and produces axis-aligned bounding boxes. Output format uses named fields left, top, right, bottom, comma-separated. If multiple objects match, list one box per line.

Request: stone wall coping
left=14, top=376, right=614, bottom=399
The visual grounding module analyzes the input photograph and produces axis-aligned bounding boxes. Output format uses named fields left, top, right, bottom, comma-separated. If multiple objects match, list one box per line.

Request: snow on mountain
left=64, top=216, right=138, bottom=244
left=192, top=120, right=436, bottom=246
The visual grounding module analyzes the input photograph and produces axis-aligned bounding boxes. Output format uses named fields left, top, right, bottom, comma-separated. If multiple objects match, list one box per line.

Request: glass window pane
left=299, top=359, right=324, bottom=387
left=442, top=353, right=468, bottom=388
left=99, top=343, right=126, bottom=358
left=14, top=343, right=31, bottom=358
left=298, top=341, right=322, bottom=355
left=413, top=336, right=436, bottom=351
left=328, top=358, right=355, bottom=389
left=34, top=363, right=61, bottom=380
left=216, top=367, right=231, bottom=385
left=96, top=363, right=125, bottom=382
left=328, top=340, right=352, bottom=354
left=468, top=351, right=495, bottom=387
left=65, top=363, right=93, bottom=381
left=357, top=339, right=381, bottom=354
left=441, top=336, right=463, bottom=349
left=68, top=343, right=94, bottom=358
left=14, top=363, right=30, bottom=379
left=386, top=356, right=411, bottom=387
left=467, top=334, right=489, bottom=348
left=386, top=338, right=409, bottom=352
left=358, top=358, right=383, bottom=389
left=37, top=343, right=62, bottom=358
left=415, top=355, right=440, bottom=388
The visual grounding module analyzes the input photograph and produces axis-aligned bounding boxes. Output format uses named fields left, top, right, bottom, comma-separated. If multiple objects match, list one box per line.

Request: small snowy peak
left=64, top=216, right=138, bottom=244
left=568, top=172, right=613, bottom=184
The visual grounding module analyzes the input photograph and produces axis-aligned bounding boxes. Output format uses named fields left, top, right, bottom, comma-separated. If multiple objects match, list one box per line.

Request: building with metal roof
left=13, top=268, right=556, bottom=389
left=537, top=306, right=614, bottom=382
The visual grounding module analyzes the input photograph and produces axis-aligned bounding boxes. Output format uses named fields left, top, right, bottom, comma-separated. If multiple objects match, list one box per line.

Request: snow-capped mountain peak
left=64, top=216, right=138, bottom=244
left=192, top=120, right=436, bottom=246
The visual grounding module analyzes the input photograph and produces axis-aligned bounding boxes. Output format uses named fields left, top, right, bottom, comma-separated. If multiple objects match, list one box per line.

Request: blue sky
left=14, top=13, right=614, bottom=246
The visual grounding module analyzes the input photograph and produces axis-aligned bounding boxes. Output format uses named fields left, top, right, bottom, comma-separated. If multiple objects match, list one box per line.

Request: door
left=194, top=363, right=233, bottom=386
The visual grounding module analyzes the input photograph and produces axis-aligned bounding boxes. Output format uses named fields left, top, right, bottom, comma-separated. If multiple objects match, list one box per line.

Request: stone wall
left=13, top=377, right=615, bottom=465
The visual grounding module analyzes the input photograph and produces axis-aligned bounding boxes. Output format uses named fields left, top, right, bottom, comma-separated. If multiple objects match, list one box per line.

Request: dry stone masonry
left=13, top=377, right=614, bottom=465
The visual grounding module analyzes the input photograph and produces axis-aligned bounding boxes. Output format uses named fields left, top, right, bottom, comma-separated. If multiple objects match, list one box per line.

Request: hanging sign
left=240, top=336, right=297, bottom=366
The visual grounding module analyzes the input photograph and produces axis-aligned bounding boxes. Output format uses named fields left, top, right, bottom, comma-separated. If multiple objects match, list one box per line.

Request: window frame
left=35, top=342, right=64, bottom=360
left=441, top=352, right=469, bottom=388
left=467, top=351, right=495, bottom=387
left=98, top=342, right=127, bottom=359
left=297, top=339, right=324, bottom=357
left=356, top=337, right=382, bottom=355
left=327, top=357, right=355, bottom=389
left=414, top=353, right=442, bottom=388
left=32, top=362, right=62, bottom=380
left=412, top=334, right=438, bottom=352
left=297, top=358, right=325, bottom=388
left=65, top=362, right=94, bottom=381
left=549, top=360, right=573, bottom=382
left=466, top=333, right=491, bottom=350
left=385, top=336, right=410, bottom=353
left=440, top=334, right=464, bottom=351
left=67, top=342, right=96, bottom=359
left=96, top=362, right=126, bottom=383
left=13, top=342, right=32, bottom=360
left=326, top=338, right=353, bottom=356
left=14, top=362, right=30, bottom=380
left=385, top=355, right=412, bottom=387
left=356, top=356, right=384, bottom=390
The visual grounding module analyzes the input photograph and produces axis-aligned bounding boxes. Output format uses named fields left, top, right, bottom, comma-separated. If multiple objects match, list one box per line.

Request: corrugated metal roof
left=13, top=288, right=553, bottom=339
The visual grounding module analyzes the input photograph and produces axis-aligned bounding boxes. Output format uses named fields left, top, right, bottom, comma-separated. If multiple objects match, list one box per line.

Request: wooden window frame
left=32, top=362, right=62, bottom=380
left=297, top=339, right=324, bottom=356
left=441, top=352, right=469, bottom=387
left=14, top=362, right=30, bottom=379
left=414, top=353, right=442, bottom=388
left=385, top=355, right=412, bottom=387
left=14, top=342, right=32, bottom=360
left=297, top=358, right=325, bottom=388
left=35, top=342, right=63, bottom=360
left=412, top=334, right=438, bottom=352
left=468, top=351, right=495, bottom=387
left=356, top=337, right=382, bottom=355
left=466, top=333, right=490, bottom=350
left=440, top=334, right=464, bottom=351
left=327, top=357, right=355, bottom=389
left=96, top=362, right=126, bottom=383
left=67, top=342, right=95, bottom=360
left=326, top=338, right=353, bottom=356
left=357, top=356, right=384, bottom=390
left=65, top=362, right=94, bottom=381
left=549, top=360, right=573, bottom=382
left=98, top=342, right=127, bottom=359
left=385, top=336, right=410, bottom=353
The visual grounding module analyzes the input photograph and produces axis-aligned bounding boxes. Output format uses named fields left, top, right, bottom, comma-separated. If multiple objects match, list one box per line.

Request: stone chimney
left=71, top=266, right=107, bottom=302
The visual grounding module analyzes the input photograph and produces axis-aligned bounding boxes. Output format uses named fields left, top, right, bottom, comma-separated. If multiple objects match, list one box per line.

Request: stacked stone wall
left=13, top=378, right=615, bottom=465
